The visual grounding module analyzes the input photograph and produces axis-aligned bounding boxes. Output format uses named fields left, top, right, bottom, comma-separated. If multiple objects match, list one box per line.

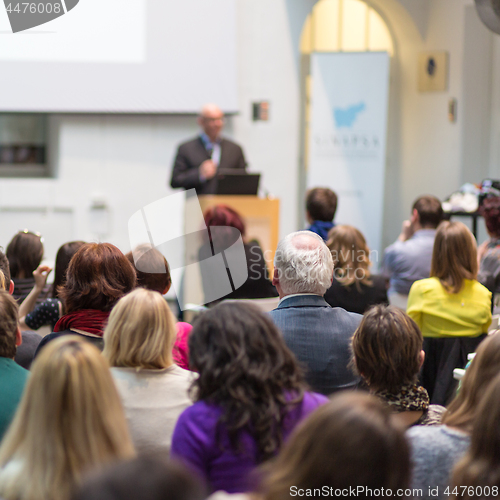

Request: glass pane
left=313, top=0, right=340, bottom=52
left=368, top=9, right=394, bottom=55
left=341, top=0, right=368, bottom=52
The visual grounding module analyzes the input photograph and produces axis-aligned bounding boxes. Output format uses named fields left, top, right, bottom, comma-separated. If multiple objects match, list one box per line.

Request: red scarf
left=53, top=310, right=110, bottom=336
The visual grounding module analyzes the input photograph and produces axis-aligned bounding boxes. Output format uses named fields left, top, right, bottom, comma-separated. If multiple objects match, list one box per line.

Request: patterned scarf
left=53, top=310, right=110, bottom=337
left=374, top=384, right=430, bottom=413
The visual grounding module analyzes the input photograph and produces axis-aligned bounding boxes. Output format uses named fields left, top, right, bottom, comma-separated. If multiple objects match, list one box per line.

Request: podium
left=182, top=195, right=280, bottom=309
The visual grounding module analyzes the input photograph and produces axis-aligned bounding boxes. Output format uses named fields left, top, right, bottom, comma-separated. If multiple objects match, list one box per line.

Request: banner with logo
left=308, top=52, right=390, bottom=263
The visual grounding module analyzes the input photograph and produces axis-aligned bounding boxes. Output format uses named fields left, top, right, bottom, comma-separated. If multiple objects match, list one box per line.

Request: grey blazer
left=170, top=136, right=247, bottom=195
left=269, top=294, right=362, bottom=395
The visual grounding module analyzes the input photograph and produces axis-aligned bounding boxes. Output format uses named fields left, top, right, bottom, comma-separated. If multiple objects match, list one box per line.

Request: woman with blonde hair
left=407, top=221, right=492, bottom=405
left=103, top=288, right=192, bottom=455
left=0, top=336, right=134, bottom=500
left=324, top=225, right=387, bottom=314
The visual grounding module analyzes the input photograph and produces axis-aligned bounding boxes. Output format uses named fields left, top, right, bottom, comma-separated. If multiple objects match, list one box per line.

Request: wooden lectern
left=182, top=195, right=280, bottom=309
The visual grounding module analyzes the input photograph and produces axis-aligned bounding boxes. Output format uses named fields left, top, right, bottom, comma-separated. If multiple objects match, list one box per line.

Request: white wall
left=0, top=0, right=497, bottom=267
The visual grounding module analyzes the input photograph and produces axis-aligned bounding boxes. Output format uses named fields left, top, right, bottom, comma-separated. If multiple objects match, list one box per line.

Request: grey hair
left=274, top=231, right=333, bottom=295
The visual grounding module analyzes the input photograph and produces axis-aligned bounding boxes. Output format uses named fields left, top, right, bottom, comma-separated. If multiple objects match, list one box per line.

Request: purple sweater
left=170, top=392, right=328, bottom=493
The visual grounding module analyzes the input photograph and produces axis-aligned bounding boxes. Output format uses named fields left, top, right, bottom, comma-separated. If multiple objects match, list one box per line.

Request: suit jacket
left=268, top=295, right=362, bottom=395
left=170, top=136, right=247, bottom=195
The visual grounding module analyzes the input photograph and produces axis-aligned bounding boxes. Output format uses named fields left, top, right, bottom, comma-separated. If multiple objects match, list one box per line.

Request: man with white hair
left=269, top=231, right=362, bottom=395
left=170, top=103, right=247, bottom=195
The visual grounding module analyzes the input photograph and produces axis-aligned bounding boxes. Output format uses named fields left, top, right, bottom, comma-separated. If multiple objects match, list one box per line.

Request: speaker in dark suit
left=169, top=104, right=247, bottom=195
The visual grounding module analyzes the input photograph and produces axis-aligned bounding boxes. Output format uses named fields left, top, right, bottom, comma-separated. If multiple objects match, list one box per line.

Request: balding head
left=273, top=231, right=333, bottom=297
left=198, top=103, right=224, bottom=142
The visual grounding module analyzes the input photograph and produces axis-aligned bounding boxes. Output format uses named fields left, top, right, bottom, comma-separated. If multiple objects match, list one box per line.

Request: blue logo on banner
left=333, top=102, right=366, bottom=128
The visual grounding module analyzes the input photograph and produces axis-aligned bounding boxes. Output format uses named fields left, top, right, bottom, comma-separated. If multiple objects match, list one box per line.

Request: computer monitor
left=214, top=171, right=260, bottom=195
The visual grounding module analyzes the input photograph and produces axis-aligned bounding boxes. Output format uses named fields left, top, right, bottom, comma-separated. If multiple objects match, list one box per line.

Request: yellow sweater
left=407, top=277, right=492, bottom=338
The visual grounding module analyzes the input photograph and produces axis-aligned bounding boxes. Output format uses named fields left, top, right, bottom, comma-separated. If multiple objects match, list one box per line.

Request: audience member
left=126, top=243, right=191, bottom=369
left=19, top=241, right=85, bottom=331
left=450, top=372, right=500, bottom=499
left=6, top=230, right=50, bottom=304
left=0, top=336, right=135, bottom=500
left=383, top=195, right=443, bottom=309
left=0, top=249, right=42, bottom=369
left=269, top=231, right=361, bottom=395
left=171, top=302, right=327, bottom=493
left=103, top=289, right=192, bottom=454
left=73, top=455, right=205, bottom=500
left=199, top=205, right=278, bottom=305
left=477, top=196, right=500, bottom=311
left=0, top=290, right=28, bottom=440
left=352, top=305, right=444, bottom=427
left=406, top=332, right=500, bottom=500
left=34, top=243, right=136, bottom=356
left=305, top=187, right=337, bottom=240
left=324, top=225, right=388, bottom=314
left=407, top=221, right=492, bottom=405
left=259, top=393, right=411, bottom=500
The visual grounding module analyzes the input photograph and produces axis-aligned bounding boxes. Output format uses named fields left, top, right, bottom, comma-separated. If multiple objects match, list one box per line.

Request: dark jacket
left=268, top=295, right=362, bottom=395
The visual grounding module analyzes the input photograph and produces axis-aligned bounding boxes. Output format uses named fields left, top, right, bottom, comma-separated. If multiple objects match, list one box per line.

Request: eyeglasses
left=18, top=229, right=44, bottom=242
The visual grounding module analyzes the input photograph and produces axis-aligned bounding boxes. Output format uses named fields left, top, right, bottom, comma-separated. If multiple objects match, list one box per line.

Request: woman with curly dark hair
left=170, top=302, right=327, bottom=494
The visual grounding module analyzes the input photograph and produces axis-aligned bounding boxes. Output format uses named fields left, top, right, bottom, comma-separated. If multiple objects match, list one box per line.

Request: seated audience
left=34, top=243, right=136, bottom=356
left=0, top=250, right=41, bottom=369
left=199, top=205, right=278, bottom=305
left=477, top=196, right=500, bottom=311
left=259, top=393, right=410, bottom=500
left=406, top=332, right=500, bottom=500
left=0, top=290, right=29, bottom=440
left=6, top=230, right=50, bottom=304
left=352, top=305, right=445, bottom=427
left=268, top=230, right=361, bottom=395
left=305, top=187, right=338, bottom=240
left=0, top=336, right=135, bottom=500
left=73, top=455, right=205, bottom=500
left=19, top=241, right=85, bottom=331
left=171, top=302, right=327, bottom=493
left=103, top=288, right=192, bottom=454
left=450, top=371, right=500, bottom=498
left=407, top=221, right=492, bottom=405
left=324, top=225, right=388, bottom=314
left=383, top=195, right=443, bottom=309
left=126, top=243, right=191, bottom=370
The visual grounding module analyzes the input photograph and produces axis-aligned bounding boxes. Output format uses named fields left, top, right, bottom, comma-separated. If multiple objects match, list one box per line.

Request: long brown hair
left=430, top=221, right=477, bottom=293
left=450, top=372, right=500, bottom=497
left=0, top=336, right=135, bottom=500
left=442, top=333, right=500, bottom=432
left=326, top=225, right=372, bottom=288
left=261, top=392, right=411, bottom=500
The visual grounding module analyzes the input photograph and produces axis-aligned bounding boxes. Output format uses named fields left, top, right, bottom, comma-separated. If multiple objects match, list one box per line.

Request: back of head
left=412, top=195, right=443, bottom=229
left=451, top=372, right=500, bottom=494
left=58, top=243, right=137, bottom=314
left=0, top=249, right=11, bottom=284
left=103, top=288, right=176, bottom=369
left=0, top=336, right=134, bottom=500
left=189, top=302, right=305, bottom=460
left=261, top=392, right=410, bottom=500
left=274, top=231, right=333, bottom=295
left=430, top=221, right=477, bottom=294
left=53, top=241, right=86, bottom=299
left=352, top=305, right=423, bottom=393
left=73, top=455, right=205, bottom=500
left=480, top=196, right=500, bottom=239
left=6, top=230, right=44, bottom=279
left=125, top=244, right=171, bottom=295
left=0, top=290, right=19, bottom=358
left=306, top=187, right=338, bottom=222
left=327, top=225, right=372, bottom=287
left=443, top=332, right=500, bottom=432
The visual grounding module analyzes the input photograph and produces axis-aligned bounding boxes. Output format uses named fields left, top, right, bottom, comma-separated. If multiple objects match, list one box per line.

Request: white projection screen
left=0, top=0, right=238, bottom=113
